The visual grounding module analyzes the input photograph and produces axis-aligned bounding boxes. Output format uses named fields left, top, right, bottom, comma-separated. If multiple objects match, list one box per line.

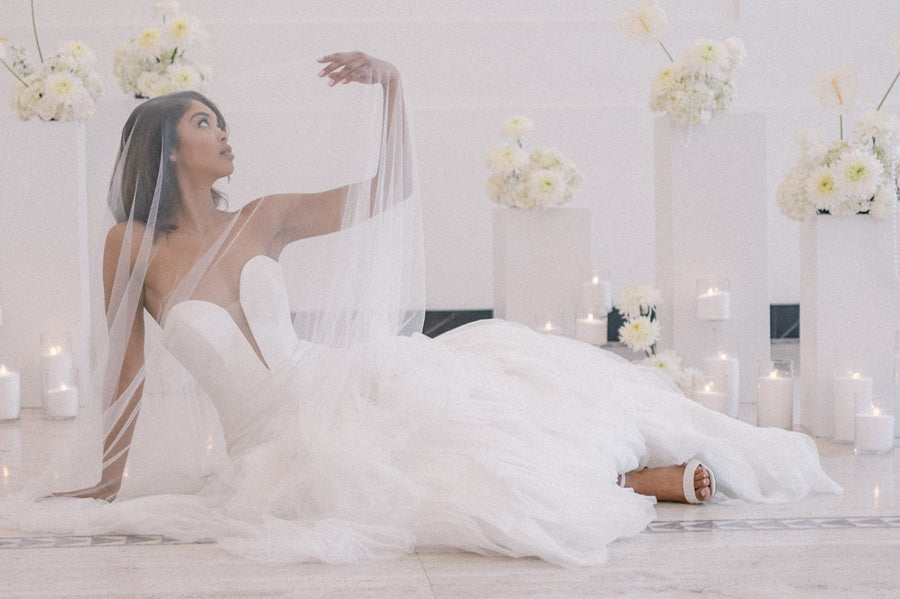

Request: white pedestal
left=0, top=120, right=93, bottom=409
left=654, top=114, right=770, bottom=423
left=799, top=215, right=900, bottom=438
left=492, top=207, right=592, bottom=333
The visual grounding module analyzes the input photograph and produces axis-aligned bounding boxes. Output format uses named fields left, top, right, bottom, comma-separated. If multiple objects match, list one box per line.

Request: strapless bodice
left=162, top=255, right=307, bottom=451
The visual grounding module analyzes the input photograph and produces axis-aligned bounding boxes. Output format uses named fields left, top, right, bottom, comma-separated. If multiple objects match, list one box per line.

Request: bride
left=10, top=52, right=839, bottom=567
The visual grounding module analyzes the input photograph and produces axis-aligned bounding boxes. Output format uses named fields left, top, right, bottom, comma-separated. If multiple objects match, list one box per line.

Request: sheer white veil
left=15, top=61, right=424, bottom=501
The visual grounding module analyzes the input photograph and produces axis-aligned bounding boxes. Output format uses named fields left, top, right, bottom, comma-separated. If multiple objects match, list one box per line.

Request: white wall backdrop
left=1, top=0, right=898, bottom=405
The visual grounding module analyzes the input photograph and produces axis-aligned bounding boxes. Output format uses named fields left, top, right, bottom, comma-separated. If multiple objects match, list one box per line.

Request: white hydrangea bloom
left=135, top=26, right=164, bottom=60
left=527, top=169, right=566, bottom=206
left=58, top=40, right=95, bottom=67
left=869, top=182, right=898, bottom=219
left=617, top=0, right=667, bottom=43
left=776, top=163, right=815, bottom=221
left=813, top=62, right=859, bottom=115
left=641, top=348, right=682, bottom=376
left=852, top=109, right=900, bottom=167
left=685, top=38, right=730, bottom=78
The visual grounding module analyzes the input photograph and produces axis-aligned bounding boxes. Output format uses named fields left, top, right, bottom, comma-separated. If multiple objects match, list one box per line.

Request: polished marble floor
left=1, top=411, right=898, bottom=598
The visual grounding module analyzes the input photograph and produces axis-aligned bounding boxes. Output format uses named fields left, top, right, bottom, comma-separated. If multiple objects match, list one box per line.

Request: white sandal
left=683, top=459, right=716, bottom=504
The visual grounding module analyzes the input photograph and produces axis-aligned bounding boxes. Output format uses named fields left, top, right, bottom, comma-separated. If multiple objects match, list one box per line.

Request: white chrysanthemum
left=615, top=284, right=662, bottom=320
left=529, top=146, right=565, bottom=170
left=641, top=348, right=682, bottom=376
left=796, top=128, right=829, bottom=167
left=166, top=62, right=203, bottom=90
left=617, top=0, right=667, bottom=43
left=166, top=13, right=206, bottom=47
left=154, top=0, right=180, bottom=17
left=685, top=38, right=730, bottom=77
left=833, top=148, right=884, bottom=201
left=485, top=143, right=529, bottom=174
left=500, top=115, right=534, bottom=140
left=618, top=317, right=660, bottom=354
left=43, top=71, right=85, bottom=104
left=136, top=26, right=164, bottom=59
left=527, top=169, right=566, bottom=206
left=58, top=40, right=95, bottom=66
left=869, top=181, right=898, bottom=219
left=805, top=164, right=841, bottom=212
left=137, top=71, right=165, bottom=98
left=813, top=62, right=859, bottom=115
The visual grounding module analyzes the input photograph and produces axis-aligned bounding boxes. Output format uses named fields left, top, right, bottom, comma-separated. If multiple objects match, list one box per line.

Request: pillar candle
left=757, top=370, right=793, bottom=429
left=697, top=288, right=731, bottom=320
left=854, top=409, right=895, bottom=453
left=0, top=365, right=21, bottom=421
left=833, top=373, right=872, bottom=443
left=575, top=313, right=607, bottom=345
left=43, top=384, right=79, bottom=420
left=694, top=383, right=728, bottom=413
left=702, top=352, right=740, bottom=417
left=582, top=277, right=612, bottom=314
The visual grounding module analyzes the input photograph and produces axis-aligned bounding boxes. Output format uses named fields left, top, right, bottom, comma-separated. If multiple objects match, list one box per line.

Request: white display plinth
left=0, top=120, right=93, bottom=409
left=654, top=114, right=770, bottom=423
left=799, top=215, right=900, bottom=438
left=493, top=207, right=592, bottom=333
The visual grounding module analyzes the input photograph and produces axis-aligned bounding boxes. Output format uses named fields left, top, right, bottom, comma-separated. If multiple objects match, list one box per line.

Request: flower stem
left=0, top=57, right=28, bottom=86
left=30, top=0, right=43, bottom=63
left=659, top=40, right=674, bottom=63
left=839, top=114, right=843, bottom=141
left=875, top=67, right=900, bottom=111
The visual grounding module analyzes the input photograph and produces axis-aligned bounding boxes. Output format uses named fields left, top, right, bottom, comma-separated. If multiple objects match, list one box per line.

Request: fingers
left=317, top=51, right=392, bottom=87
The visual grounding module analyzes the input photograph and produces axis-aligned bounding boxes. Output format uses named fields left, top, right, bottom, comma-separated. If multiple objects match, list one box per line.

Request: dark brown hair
left=109, top=90, right=227, bottom=236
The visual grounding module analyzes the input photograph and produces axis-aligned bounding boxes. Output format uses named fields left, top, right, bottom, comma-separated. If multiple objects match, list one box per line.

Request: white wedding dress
left=7, top=255, right=840, bottom=566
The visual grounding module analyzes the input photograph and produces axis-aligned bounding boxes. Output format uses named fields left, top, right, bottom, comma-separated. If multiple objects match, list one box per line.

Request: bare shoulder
left=104, top=221, right=147, bottom=265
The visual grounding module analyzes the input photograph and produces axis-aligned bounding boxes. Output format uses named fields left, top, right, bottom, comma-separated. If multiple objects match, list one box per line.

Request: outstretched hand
left=317, top=51, right=399, bottom=87
left=50, top=479, right=119, bottom=503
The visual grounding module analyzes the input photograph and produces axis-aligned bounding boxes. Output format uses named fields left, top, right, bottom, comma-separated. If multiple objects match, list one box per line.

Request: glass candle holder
left=701, top=339, right=740, bottom=418
left=581, top=271, right=612, bottom=316
left=696, top=278, right=731, bottom=321
left=692, top=374, right=729, bottom=414
left=0, top=357, right=21, bottom=421
left=833, top=352, right=873, bottom=444
left=757, top=359, right=793, bottom=429
left=854, top=395, right=895, bottom=455
left=40, top=331, right=79, bottom=420
left=533, top=313, right=564, bottom=336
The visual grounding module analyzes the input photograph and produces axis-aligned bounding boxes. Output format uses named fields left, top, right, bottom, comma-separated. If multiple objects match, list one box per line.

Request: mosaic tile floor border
left=647, top=515, right=900, bottom=533
left=1, top=516, right=898, bottom=549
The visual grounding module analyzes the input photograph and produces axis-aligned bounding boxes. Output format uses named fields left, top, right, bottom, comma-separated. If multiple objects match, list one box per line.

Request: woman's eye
left=198, top=118, right=209, bottom=128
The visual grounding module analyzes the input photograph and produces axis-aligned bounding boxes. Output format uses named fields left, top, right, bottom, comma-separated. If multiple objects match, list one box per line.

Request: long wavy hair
left=109, top=90, right=228, bottom=236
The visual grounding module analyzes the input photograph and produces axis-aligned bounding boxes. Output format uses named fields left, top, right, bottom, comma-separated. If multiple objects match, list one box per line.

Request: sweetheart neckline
left=162, top=254, right=281, bottom=328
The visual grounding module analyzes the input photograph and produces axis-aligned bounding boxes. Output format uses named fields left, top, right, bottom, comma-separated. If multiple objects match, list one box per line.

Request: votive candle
left=854, top=408, right=895, bottom=454
left=833, top=371, right=872, bottom=443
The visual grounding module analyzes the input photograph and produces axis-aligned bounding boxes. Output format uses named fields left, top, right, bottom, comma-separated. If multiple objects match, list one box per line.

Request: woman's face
left=172, top=100, right=234, bottom=182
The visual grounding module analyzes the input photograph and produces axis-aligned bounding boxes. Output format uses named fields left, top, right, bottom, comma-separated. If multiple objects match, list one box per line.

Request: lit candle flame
left=769, top=370, right=778, bottom=379
left=872, top=406, right=881, bottom=416
left=2, top=466, right=9, bottom=479
left=706, top=287, right=719, bottom=295
left=704, top=382, right=713, bottom=393
left=873, top=485, right=880, bottom=508
left=587, top=313, right=595, bottom=321
left=851, top=371, right=860, bottom=380
left=0, top=365, right=7, bottom=376
left=544, top=321, right=553, bottom=331
left=49, top=345, right=62, bottom=356
left=591, top=276, right=600, bottom=285
left=718, top=352, right=728, bottom=360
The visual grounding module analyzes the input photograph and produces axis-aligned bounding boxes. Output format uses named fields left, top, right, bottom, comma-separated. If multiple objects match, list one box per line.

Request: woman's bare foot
left=620, top=463, right=713, bottom=503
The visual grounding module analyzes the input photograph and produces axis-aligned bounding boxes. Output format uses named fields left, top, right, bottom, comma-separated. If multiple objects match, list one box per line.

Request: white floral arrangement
left=615, top=284, right=697, bottom=396
left=777, top=31, right=900, bottom=222
left=618, top=0, right=746, bottom=127
left=485, top=116, right=583, bottom=209
left=113, top=0, right=210, bottom=99
left=0, top=2, right=102, bottom=122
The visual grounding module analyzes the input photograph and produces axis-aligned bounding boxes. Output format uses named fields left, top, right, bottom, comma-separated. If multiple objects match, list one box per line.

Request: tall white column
left=654, top=114, right=770, bottom=423
left=493, top=207, right=592, bottom=334
left=799, top=215, right=900, bottom=438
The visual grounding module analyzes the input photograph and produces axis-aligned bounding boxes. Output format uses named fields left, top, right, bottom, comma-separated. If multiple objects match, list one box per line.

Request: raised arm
left=53, top=224, right=146, bottom=502
left=265, top=52, right=413, bottom=253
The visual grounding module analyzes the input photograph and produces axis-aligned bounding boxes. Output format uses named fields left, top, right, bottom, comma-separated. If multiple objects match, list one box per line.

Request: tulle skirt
left=0, top=320, right=840, bottom=567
